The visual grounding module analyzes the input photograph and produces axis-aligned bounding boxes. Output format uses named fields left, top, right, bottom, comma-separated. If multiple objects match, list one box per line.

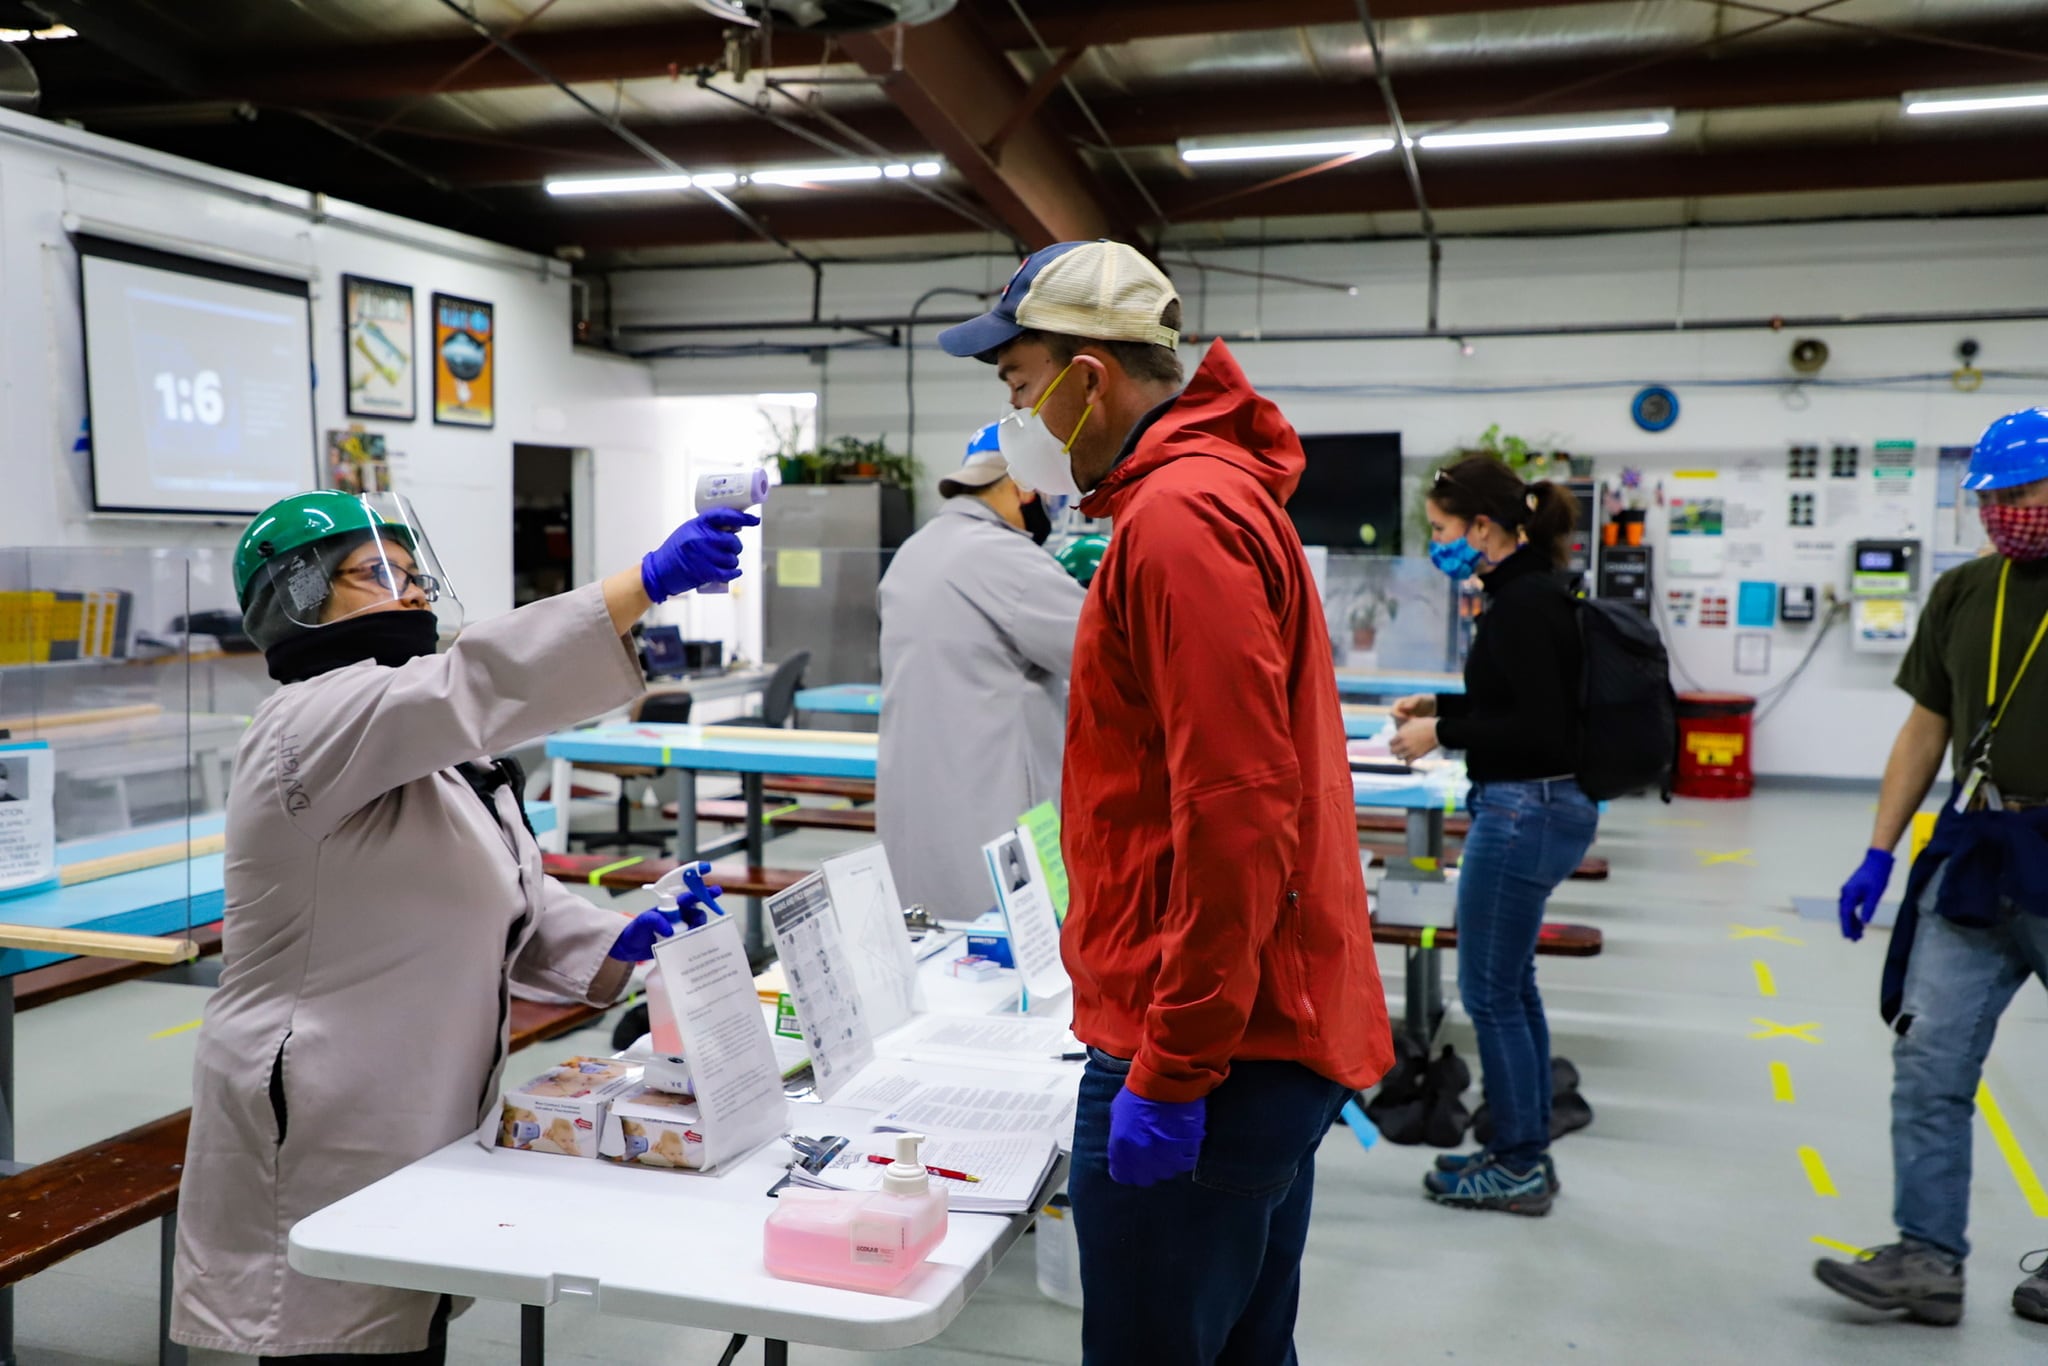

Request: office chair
left=726, top=650, right=811, bottom=730
left=570, top=690, right=692, bottom=852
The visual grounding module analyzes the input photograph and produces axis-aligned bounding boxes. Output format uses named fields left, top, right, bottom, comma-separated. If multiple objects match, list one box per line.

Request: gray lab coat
left=877, top=498, right=1086, bottom=920
left=171, top=583, right=642, bottom=1357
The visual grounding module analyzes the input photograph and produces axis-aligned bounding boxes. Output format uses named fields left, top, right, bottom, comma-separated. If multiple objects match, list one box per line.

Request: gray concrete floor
left=10, top=785, right=2047, bottom=1364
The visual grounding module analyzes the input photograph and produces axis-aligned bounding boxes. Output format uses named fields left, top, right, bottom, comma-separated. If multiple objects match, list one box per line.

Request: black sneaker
left=1814, top=1240, right=1965, bottom=1326
left=1433, top=1148, right=1559, bottom=1195
left=1422, top=1153, right=1552, bottom=1216
left=2017, top=1249, right=2048, bottom=1325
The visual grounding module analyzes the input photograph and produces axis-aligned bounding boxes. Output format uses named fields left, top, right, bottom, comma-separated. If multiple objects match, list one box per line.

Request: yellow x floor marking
left=1977, top=1081, right=2048, bottom=1218
left=1798, top=1146, right=1840, bottom=1198
left=1811, top=1235, right=1864, bottom=1257
left=1698, top=848, right=1756, bottom=867
left=150, top=1018, right=203, bottom=1041
left=1770, top=1062, right=1796, bottom=1104
left=1753, top=960, right=1779, bottom=998
left=1731, top=924, right=1803, bottom=945
left=1750, top=1018, right=1822, bottom=1043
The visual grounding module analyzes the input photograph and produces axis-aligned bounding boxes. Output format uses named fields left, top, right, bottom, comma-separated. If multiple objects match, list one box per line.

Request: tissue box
left=498, top=1056, right=642, bottom=1158
left=600, top=1087, right=708, bottom=1170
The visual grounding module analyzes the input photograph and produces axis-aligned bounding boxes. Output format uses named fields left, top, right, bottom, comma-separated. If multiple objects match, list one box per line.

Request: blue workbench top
left=794, top=684, right=882, bottom=716
left=546, top=724, right=878, bottom=779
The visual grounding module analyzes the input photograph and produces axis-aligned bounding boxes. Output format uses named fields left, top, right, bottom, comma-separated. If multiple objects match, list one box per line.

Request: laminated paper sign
left=0, top=742, right=57, bottom=899
left=643, top=912, right=788, bottom=1168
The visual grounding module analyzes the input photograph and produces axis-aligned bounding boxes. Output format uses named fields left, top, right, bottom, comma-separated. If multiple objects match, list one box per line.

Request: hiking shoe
left=1433, top=1149, right=1560, bottom=1195
left=2017, top=1250, right=2048, bottom=1325
left=1813, top=1241, right=1964, bottom=1325
left=1423, top=1153, right=1552, bottom=1216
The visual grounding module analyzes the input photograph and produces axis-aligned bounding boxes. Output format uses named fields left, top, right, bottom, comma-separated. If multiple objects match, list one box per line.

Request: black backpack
left=1574, top=597, right=1677, bottom=800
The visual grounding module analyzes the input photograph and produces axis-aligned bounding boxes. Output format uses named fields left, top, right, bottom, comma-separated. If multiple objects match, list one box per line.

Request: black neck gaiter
left=265, top=611, right=439, bottom=684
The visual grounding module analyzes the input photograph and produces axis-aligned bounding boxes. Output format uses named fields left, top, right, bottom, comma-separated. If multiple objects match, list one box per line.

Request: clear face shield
left=249, top=493, right=463, bottom=638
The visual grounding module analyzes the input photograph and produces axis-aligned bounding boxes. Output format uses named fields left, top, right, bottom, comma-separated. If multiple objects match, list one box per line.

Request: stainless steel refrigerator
left=762, top=482, right=912, bottom=687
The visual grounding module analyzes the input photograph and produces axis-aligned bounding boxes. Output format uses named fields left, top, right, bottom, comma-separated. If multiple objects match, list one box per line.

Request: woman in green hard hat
left=171, top=490, right=751, bottom=1363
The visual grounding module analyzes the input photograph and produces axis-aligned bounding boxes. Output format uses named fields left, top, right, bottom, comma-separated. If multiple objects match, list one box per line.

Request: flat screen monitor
left=78, top=234, right=318, bottom=517
left=641, top=625, right=686, bottom=679
left=1286, top=432, right=1403, bottom=554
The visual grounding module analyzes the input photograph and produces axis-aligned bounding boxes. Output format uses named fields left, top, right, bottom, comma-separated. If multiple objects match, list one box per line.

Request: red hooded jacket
left=1063, top=340, right=1393, bottom=1104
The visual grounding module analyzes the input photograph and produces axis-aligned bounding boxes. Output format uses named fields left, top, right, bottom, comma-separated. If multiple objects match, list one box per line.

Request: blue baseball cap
left=939, top=422, right=1010, bottom=497
left=937, top=240, right=1181, bottom=364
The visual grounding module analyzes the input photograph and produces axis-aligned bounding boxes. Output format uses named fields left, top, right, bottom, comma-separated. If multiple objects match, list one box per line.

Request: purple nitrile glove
left=640, top=507, right=761, bottom=603
left=1107, top=1086, right=1206, bottom=1187
left=608, top=909, right=676, bottom=963
left=1838, top=848, right=1895, bottom=942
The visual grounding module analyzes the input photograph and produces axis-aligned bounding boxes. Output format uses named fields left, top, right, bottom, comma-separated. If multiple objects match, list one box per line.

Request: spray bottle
left=764, top=1132, right=950, bottom=1294
left=640, top=862, right=726, bottom=1057
left=694, top=469, right=770, bottom=596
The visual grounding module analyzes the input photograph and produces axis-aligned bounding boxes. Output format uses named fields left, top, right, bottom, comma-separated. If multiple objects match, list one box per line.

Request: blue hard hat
left=1965, top=408, right=2048, bottom=491
left=964, top=421, right=1002, bottom=460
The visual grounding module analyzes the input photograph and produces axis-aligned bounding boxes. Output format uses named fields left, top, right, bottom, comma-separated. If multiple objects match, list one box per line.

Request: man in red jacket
left=940, top=241, right=1392, bottom=1365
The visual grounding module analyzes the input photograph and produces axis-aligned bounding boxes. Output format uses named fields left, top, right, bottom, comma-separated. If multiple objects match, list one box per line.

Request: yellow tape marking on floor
left=1798, top=1146, right=1839, bottom=1198
left=150, top=1018, right=203, bottom=1041
left=1811, top=1235, right=1864, bottom=1257
left=1650, top=817, right=1705, bottom=828
left=1750, top=1018, right=1821, bottom=1044
left=1753, top=960, right=1778, bottom=998
left=1697, top=848, right=1756, bottom=868
left=587, top=857, right=645, bottom=886
left=1770, top=1061, right=1796, bottom=1104
left=1976, top=1081, right=2048, bottom=1218
left=1731, top=924, right=1803, bottom=945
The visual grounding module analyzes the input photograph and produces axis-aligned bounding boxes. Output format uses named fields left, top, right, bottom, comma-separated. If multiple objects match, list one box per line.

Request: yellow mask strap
left=1029, top=360, right=1076, bottom=418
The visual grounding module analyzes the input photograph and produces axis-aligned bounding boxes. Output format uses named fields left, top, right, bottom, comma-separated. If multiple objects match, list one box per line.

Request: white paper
left=881, top=1015, right=1080, bottom=1064
left=790, top=1133, right=1061, bottom=1214
left=765, top=872, right=875, bottom=1100
left=0, top=744, right=56, bottom=894
left=820, top=844, right=921, bottom=1036
left=647, top=912, right=788, bottom=1168
left=833, top=1061, right=1076, bottom=1138
left=983, top=830, right=1070, bottom=1001
left=1735, top=633, right=1771, bottom=676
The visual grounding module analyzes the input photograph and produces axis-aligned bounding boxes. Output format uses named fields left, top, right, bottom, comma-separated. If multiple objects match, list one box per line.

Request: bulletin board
left=1605, top=440, right=1956, bottom=775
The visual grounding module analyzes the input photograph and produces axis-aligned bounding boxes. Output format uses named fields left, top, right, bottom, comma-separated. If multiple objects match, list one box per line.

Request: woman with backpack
left=1388, top=455, right=1600, bottom=1216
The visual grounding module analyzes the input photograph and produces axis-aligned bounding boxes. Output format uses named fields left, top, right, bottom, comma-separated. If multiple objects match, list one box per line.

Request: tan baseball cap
left=938, top=240, right=1180, bottom=363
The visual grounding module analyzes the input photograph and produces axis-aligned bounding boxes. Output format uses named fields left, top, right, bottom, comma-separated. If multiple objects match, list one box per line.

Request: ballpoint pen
left=866, top=1153, right=981, bottom=1183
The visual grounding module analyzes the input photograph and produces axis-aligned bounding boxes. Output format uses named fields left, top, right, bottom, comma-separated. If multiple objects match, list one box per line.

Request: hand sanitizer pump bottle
left=765, top=1133, right=950, bottom=1294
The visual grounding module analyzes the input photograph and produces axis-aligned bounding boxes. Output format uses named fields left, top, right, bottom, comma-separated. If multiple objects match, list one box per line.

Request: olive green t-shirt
left=1895, top=554, right=2048, bottom=798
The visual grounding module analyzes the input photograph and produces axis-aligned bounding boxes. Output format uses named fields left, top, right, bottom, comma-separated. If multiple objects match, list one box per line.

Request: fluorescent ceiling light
left=1904, top=86, right=2048, bottom=116
left=1416, top=119, right=1670, bottom=150
left=1181, top=137, right=1394, bottom=165
left=751, top=164, right=885, bottom=185
left=0, top=24, right=76, bottom=41
left=546, top=173, right=697, bottom=197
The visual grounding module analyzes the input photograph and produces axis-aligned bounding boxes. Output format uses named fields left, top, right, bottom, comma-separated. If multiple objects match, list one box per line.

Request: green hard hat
left=233, top=491, right=414, bottom=607
left=1056, top=533, right=1110, bottom=586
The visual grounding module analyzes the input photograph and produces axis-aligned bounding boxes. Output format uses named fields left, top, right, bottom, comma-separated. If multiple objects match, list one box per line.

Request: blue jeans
left=1892, top=901, right=2048, bottom=1260
left=1455, top=778, right=1599, bottom=1169
left=1068, top=1050, right=1347, bottom=1366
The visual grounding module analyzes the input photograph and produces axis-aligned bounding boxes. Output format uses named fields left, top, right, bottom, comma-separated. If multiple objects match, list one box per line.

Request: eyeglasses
left=338, top=562, right=441, bottom=600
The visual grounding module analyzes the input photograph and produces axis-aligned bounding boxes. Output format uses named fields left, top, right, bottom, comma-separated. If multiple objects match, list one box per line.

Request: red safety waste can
left=1675, top=692, right=1756, bottom=800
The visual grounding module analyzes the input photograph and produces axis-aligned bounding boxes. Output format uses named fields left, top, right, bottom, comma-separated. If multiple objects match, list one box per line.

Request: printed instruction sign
left=645, top=912, right=788, bottom=1167
left=1018, top=802, right=1070, bottom=922
left=983, top=828, right=1070, bottom=1002
left=0, top=742, right=56, bottom=899
left=766, top=872, right=876, bottom=1100
left=820, top=843, right=920, bottom=1037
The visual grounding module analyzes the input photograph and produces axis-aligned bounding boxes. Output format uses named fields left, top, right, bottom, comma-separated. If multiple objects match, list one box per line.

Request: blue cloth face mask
left=1429, top=536, right=1485, bottom=579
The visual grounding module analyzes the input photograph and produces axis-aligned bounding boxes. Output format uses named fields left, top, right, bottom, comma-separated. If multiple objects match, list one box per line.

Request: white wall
left=618, top=215, right=2048, bottom=779
left=0, top=107, right=676, bottom=625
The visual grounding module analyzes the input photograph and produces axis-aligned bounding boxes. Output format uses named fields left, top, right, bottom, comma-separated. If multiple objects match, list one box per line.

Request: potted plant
left=765, top=434, right=925, bottom=517
left=1410, top=425, right=1587, bottom=548
left=1348, top=590, right=1398, bottom=653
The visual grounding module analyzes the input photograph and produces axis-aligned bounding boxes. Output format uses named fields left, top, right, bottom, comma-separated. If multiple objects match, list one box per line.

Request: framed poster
left=431, top=292, right=494, bottom=428
left=342, top=274, right=416, bottom=421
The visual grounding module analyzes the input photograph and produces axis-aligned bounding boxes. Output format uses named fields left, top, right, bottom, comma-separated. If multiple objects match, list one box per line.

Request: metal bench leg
left=159, top=1215, right=187, bottom=1366
left=1, top=975, right=14, bottom=1366
left=765, top=1339, right=789, bottom=1365
left=522, top=1304, right=545, bottom=1366
left=741, top=773, right=767, bottom=961
left=1404, top=945, right=1444, bottom=1051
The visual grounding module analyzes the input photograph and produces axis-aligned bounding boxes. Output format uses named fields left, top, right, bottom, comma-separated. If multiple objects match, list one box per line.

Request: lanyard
left=1986, top=559, right=2048, bottom=734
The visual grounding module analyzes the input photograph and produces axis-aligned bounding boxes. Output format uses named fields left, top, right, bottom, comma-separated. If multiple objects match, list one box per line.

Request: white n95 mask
left=997, top=362, right=1092, bottom=499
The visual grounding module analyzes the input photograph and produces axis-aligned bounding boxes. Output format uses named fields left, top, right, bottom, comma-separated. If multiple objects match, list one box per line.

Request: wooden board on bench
left=15, top=922, right=227, bottom=1013
left=1361, top=844, right=1609, bottom=881
left=680, top=799, right=879, bottom=835
left=761, top=776, right=875, bottom=804
left=0, top=997, right=612, bottom=1289
left=1371, top=921, right=1603, bottom=956
left=539, top=852, right=805, bottom=900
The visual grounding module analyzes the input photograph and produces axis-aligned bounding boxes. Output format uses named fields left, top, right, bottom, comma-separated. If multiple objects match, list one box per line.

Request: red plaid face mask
left=1981, top=502, right=2048, bottom=561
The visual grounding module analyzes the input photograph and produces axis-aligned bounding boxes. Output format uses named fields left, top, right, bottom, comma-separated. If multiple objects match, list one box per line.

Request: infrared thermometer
left=694, top=469, right=769, bottom=595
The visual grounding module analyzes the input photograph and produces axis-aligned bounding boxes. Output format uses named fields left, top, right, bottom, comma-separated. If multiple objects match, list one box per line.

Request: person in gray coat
left=877, top=425, right=1087, bottom=920
left=171, top=490, right=749, bottom=1363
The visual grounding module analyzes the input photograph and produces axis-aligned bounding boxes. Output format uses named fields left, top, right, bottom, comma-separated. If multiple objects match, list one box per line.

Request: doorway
left=512, top=443, right=593, bottom=607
